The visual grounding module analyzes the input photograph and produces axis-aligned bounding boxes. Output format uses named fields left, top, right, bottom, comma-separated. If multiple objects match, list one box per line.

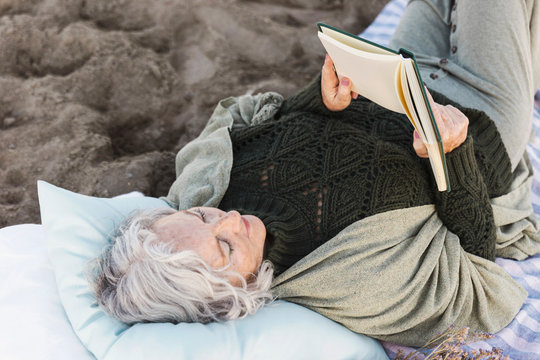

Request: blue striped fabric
left=360, top=1, right=540, bottom=358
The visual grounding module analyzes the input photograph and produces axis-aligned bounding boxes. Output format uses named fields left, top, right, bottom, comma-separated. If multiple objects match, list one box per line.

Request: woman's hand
left=413, top=88, right=469, bottom=158
left=321, top=54, right=358, bottom=111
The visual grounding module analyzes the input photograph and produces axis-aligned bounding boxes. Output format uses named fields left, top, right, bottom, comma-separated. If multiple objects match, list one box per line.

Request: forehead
left=153, top=211, right=199, bottom=238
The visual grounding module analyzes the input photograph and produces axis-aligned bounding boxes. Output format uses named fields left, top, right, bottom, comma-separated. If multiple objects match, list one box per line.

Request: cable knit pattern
left=218, top=76, right=512, bottom=274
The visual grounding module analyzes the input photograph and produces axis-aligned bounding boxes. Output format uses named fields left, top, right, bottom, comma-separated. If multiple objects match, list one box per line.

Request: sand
left=0, top=0, right=388, bottom=226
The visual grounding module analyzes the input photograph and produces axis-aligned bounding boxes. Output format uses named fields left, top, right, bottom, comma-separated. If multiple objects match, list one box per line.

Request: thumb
left=336, top=77, right=352, bottom=106
left=413, top=130, right=428, bottom=158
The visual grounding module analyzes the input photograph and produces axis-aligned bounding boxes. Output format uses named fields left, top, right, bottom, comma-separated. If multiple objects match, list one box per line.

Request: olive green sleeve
left=434, top=137, right=497, bottom=261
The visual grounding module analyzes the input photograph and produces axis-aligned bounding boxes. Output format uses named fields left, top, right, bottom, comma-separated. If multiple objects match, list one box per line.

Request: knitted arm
left=429, top=91, right=513, bottom=198
left=434, top=138, right=497, bottom=261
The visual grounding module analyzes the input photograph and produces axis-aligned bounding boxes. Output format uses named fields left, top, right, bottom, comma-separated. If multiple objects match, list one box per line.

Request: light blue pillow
left=38, top=180, right=389, bottom=360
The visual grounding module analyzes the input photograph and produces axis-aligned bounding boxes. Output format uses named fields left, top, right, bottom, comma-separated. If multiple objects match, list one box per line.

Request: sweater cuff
left=444, top=137, right=480, bottom=190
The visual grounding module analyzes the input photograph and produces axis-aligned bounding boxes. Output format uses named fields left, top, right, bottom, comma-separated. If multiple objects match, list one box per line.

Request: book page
left=318, top=32, right=405, bottom=114
left=403, top=61, right=437, bottom=144
left=425, top=143, right=447, bottom=192
left=403, top=61, right=447, bottom=191
left=403, top=73, right=428, bottom=139
left=397, top=59, right=420, bottom=133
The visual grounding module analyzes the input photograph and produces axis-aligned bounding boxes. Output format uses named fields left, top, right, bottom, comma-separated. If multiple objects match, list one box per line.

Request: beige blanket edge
left=272, top=156, right=540, bottom=346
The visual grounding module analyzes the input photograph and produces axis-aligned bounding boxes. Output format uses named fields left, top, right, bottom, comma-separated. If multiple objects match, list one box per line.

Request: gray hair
left=88, top=207, right=275, bottom=325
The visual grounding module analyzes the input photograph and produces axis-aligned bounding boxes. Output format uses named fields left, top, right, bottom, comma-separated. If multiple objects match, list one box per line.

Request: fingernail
left=341, top=78, right=349, bottom=86
left=414, top=130, right=420, bottom=139
left=325, top=54, right=330, bottom=61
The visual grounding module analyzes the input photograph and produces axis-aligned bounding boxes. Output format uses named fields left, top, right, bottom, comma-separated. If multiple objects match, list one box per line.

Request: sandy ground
left=0, top=0, right=388, bottom=227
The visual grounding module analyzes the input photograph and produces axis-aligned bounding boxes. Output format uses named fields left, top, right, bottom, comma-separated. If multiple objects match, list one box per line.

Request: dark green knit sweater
left=218, top=76, right=513, bottom=275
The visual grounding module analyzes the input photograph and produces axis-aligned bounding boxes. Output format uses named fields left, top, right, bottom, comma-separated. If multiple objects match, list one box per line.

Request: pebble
left=4, top=117, right=16, bottom=127
left=148, top=62, right=162, bottom=80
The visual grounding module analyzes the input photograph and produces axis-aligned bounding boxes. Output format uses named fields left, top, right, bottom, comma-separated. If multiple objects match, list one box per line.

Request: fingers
left=321, top=55, right=339, bottom=111
left=414, top=89, right=469, bottom=158
left=336, top=77, right=353, bottom=102
left=429, top=104, right=469, bottom=155
left=446, top=104, right=468, bottom=123
left=322, top=54, right=339, bottom=88
left=424, top=86, right=436, bottom=108
left=444, top=105, right=468, bottom=151
left=424, top=86, right=441, bottom=121
left=321, top=54, right=354, bottom=111
left=413, top=130, right=429, bottom=158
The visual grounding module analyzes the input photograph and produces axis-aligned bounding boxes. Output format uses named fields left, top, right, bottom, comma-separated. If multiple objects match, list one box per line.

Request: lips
left=242, top=217, right=250, bottom=238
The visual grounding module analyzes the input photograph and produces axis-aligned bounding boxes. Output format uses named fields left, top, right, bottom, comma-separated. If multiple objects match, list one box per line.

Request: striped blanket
left=361, top=0, right=540, bottom=359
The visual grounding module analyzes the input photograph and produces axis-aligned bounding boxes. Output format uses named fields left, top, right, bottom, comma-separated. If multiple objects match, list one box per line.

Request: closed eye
left=218, top=237, right=233, bottom=255
left=192, top=208, right=233, bottom=256
left=194, top=208, right=207, bottom=222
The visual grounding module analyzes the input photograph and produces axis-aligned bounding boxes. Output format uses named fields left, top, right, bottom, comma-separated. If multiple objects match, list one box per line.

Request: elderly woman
left=91, top=0, right=540, bottom=346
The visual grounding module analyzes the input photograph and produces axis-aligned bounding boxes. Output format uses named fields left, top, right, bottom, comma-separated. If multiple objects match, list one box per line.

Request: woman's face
left=153, top=207, right=266, bottom=286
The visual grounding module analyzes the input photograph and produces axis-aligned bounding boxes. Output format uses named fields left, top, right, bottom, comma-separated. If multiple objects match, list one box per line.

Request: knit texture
left=218, top=76, right=512, bottom=274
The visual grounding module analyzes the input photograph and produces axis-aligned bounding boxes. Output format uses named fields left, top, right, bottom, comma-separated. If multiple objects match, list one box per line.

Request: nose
left=214, top=210, right=242, bottom=233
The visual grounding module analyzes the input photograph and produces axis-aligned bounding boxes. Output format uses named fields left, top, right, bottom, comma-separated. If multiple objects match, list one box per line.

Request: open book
left=317, top=23, right=450, bottom=192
